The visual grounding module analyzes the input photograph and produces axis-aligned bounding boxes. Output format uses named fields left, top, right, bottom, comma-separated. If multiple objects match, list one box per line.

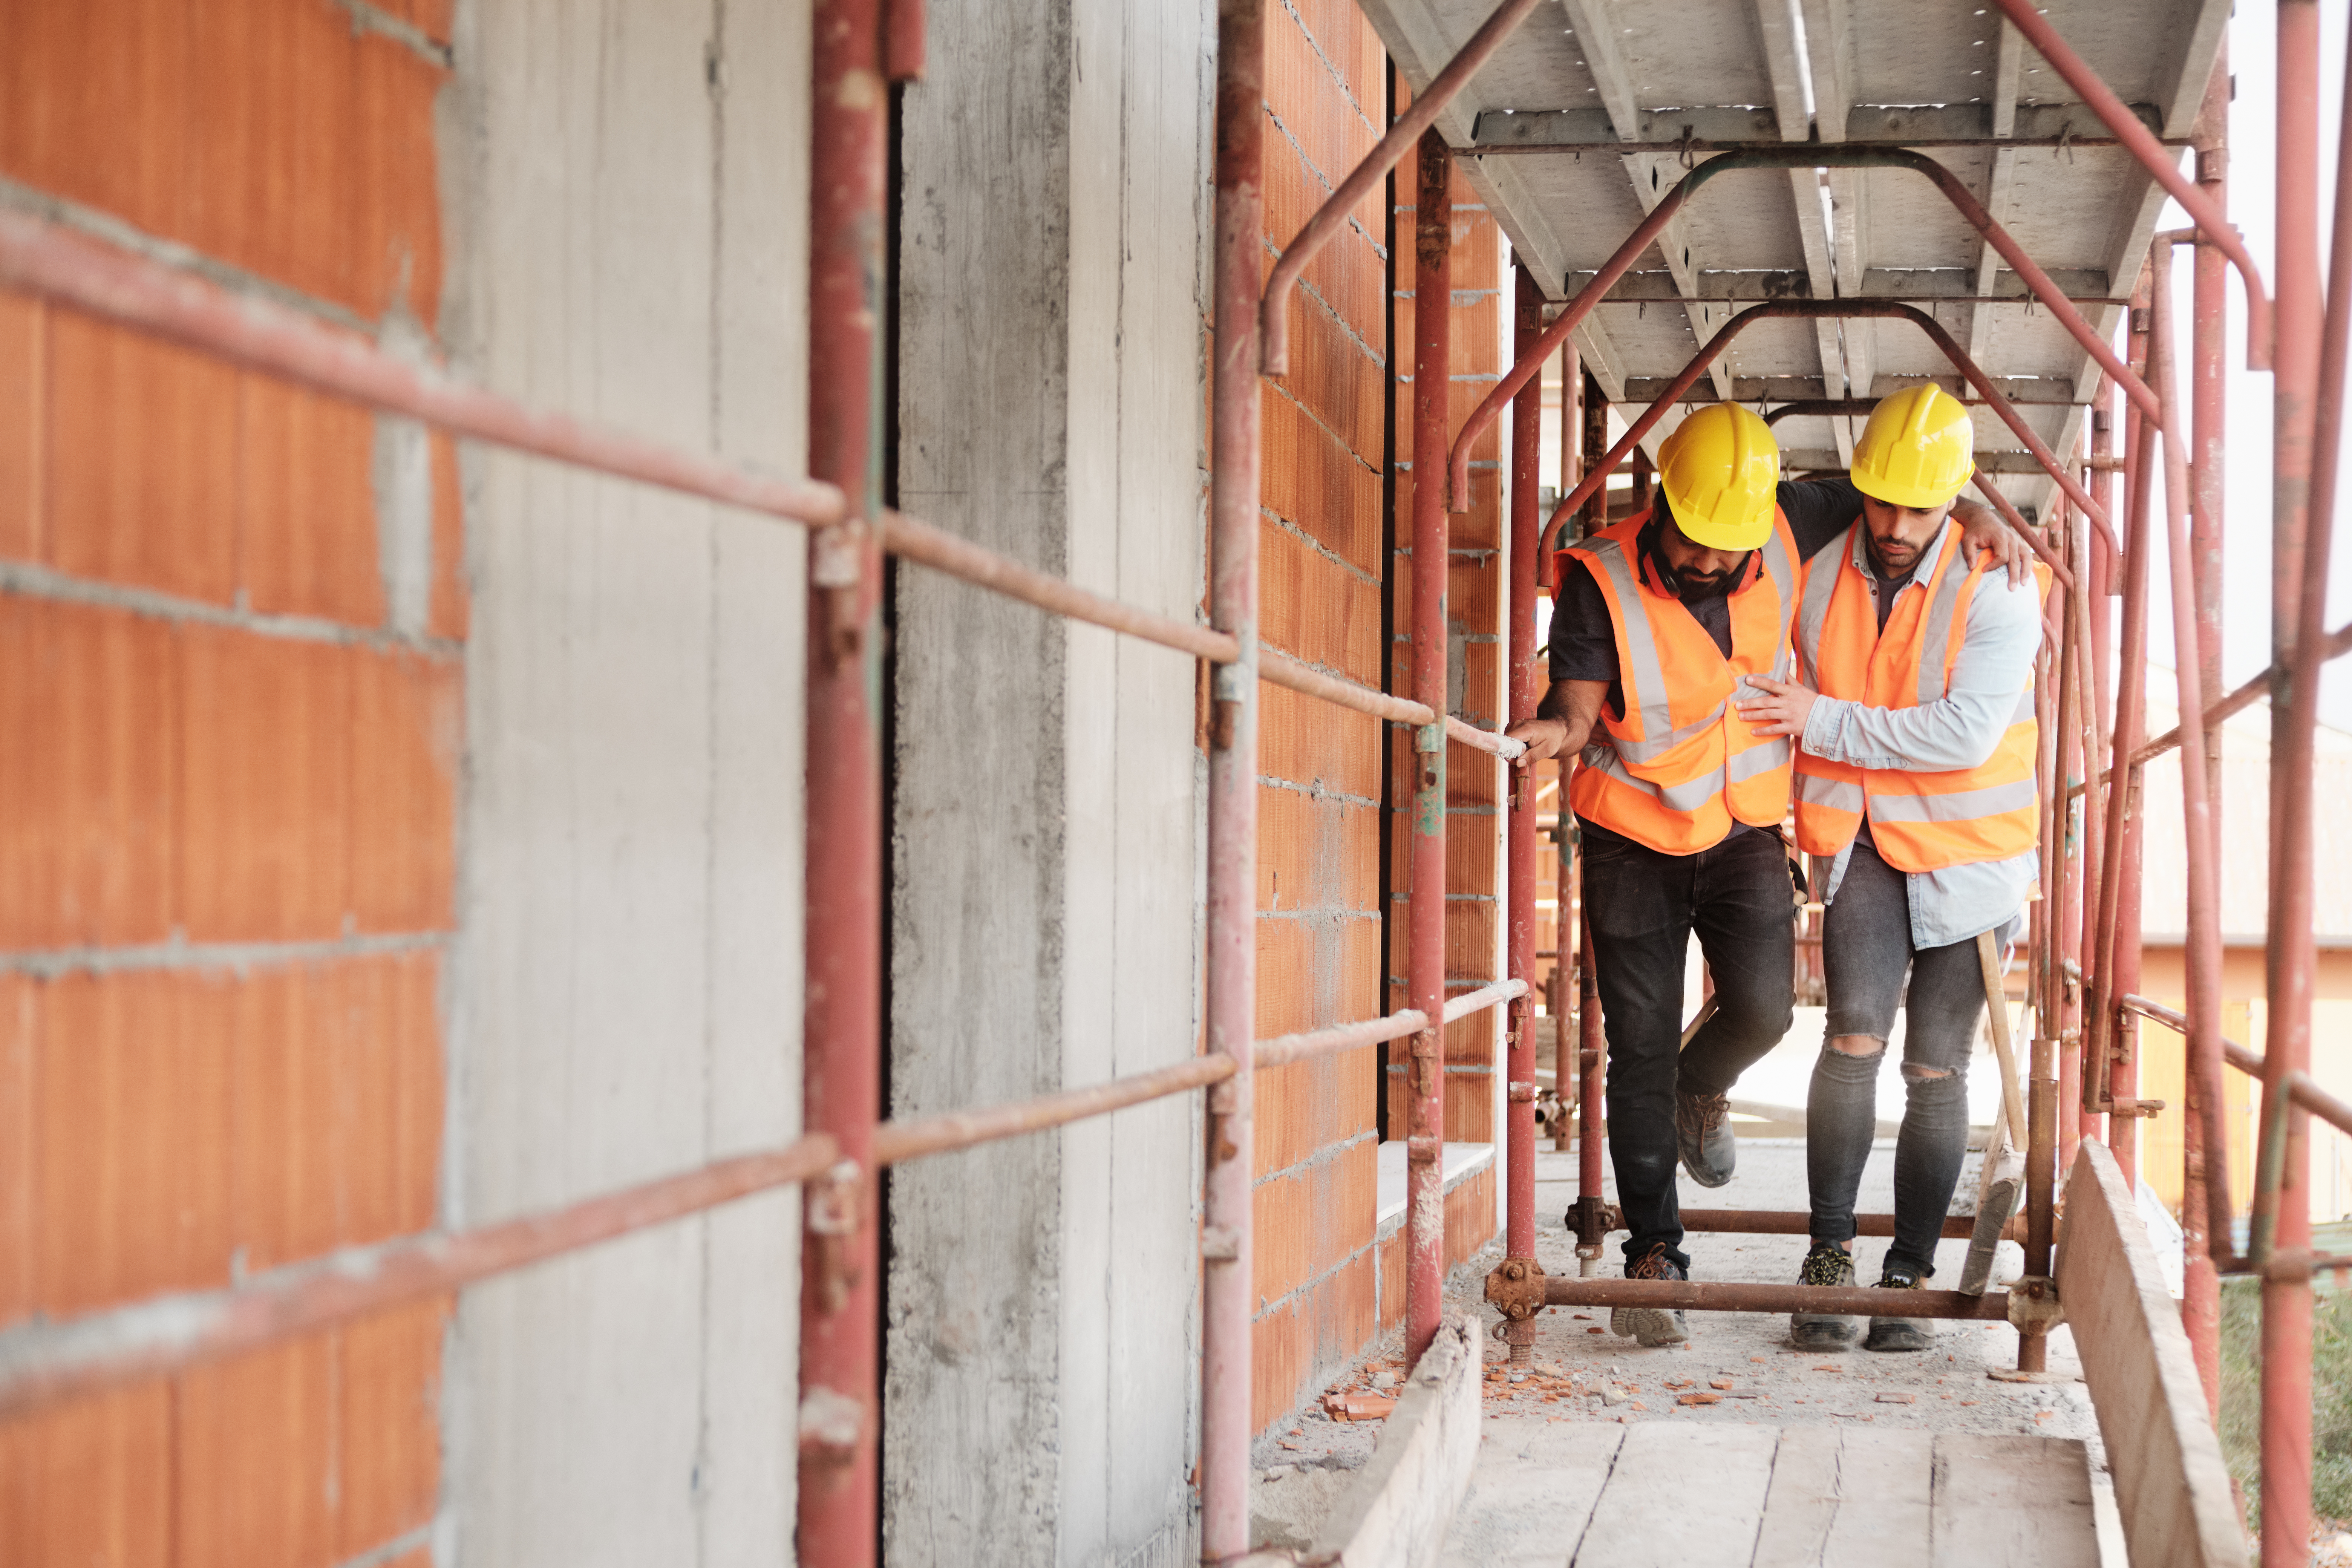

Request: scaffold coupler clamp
left=805, top=1158, right=864, bottom=1312
left=1569, top=1196, right=1617, bottom=1262
left=1485, top=1255, right=1549, bottom=1365
left=2005, top=1274, right=2063, bottom=1334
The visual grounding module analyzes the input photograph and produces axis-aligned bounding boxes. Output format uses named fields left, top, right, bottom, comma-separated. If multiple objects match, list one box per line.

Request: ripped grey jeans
left=1806, top=836, right=2015, bottom=1277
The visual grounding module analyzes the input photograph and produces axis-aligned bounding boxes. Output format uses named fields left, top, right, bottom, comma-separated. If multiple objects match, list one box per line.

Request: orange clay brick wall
left=1247, top=0, right=1391, bottom=1435
left=0, top=4, right=459, bottom=1565
left=1385, top=149, right=1503, bottom=1282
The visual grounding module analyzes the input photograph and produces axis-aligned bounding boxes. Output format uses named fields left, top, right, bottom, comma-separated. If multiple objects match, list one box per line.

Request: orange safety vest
left=1790, top=521, right=2047, bottom=872
left=1559, top=508, right=1799, bottom=854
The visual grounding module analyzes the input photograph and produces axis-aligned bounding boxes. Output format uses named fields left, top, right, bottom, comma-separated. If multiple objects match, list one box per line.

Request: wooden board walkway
left=1442, top=1423, right=2102, bottom=1568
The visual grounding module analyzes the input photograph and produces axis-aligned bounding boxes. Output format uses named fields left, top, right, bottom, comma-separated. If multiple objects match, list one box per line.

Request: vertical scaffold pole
left=799, top=0, right=888, bottom=1560
left=2182, top=47, right=2230, bottom=1415
left=1504, top=263, right=1542, bottom=1280
left=1571, top=371, right=1609, bottom=1277
left=2093, top=267, right=2156, bottom=1186
left=1201, top=0, right=1266, bottom=1555
left=2082, top=399, right=2115, bottom=1154
left=2019, top=533, right=2071, bottom=1377
left=1406, top=129, right=1453, bottom=1367
left=2150, top=235, right=2230, bottom=1346
left=2255, top=8, right=2326, bottom=1559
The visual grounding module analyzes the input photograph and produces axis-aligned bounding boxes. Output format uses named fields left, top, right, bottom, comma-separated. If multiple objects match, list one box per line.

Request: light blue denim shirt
left=1799, top=520, right=2044, bottom=950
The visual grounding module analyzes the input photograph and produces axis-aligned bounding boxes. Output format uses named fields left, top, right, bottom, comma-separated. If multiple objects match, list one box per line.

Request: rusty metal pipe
left=1258, top=652, right=1524, bottom=757
left=1443, top=977, right=1528, bottom=1025
left=1256, top=1011, right=1430, bottom=1070
left=873, top=1057, right=1239, bottom=1167
left=0, top=205, right=848, bottom=529
left=882, top=510, right=1237, bottom=661
left=1502, top=268, right=1544, bottom=1341
left=1406, top=130, right=1453, bottom=1367
left=1258, top=0, right=1542, bottom=374
left=1450, top=144, right=2165, bottom=510
left=1678, top=1210, right=2021, bottom=1241
left=2182, top=75, right=2230, bottom=1406
left=2096, top=616, right=2352, bottom=778
left=1991, top=0, right=2271, bottom=368
left=1574, top=909, right=1606, bottom=1268
left=1534, top=301, right=2097, bottom=580
left=0, top=1131, right=839, bottom=1424
left=1200, top=1, right=1266, bottom=1551
left=2150, top=239, right=2237, bottom=1282
left=2257, top=12, right=2325, bottom=1552
left=1542, top=1276, right=2013, bottom=1321
left=799, top=0, right=888, bottom=1553
left=2124, top=995, right=2352, bottom=1141
left=2086, top=276, right=2157, bottom=1168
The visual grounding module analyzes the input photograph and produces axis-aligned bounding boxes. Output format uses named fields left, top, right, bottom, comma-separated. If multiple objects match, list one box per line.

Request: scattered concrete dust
left=1251, top=1140, right=2131, bottom=1560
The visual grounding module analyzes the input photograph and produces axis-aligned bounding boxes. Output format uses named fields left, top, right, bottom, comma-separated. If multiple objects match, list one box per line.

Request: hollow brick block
left=0, top=1381, right=172, bottom=1568
left=0, top=291, right=40, bottom=562
left=46, top=313, right=240, bottom=606
left=349, top=649, right=460, bottom=933
left=177, top=625, right=354, bottom=941
left=0, top=599, right=178, bottom=948
left=427, top=431, right=466, bottom=640
left=337, top=1297, right=446, bottom=1555
left=239, top=375, right=383, bottom=625
left=34, top=968, right=238, bottom=1315
left=176, top=1334, right=337, bottom=1568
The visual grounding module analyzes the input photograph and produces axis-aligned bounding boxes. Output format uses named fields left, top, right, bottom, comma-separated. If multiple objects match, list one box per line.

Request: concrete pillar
left=887, top=2, right=1210, bottom=1563
left=439, top=2, right=811, bottom=1564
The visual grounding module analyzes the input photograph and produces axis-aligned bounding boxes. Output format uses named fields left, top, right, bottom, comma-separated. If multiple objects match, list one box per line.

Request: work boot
left=1864, top=1259, right=1934, bottom=1352
left=1788, top=1241, right=1863, bottom=1351
left=1675, top=1086, right=1735, bottom=1187
left=1609, top=1243, right=1690, bottom=1347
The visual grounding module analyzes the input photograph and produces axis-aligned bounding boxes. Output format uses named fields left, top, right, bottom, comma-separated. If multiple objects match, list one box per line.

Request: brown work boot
left=1675, top=1086, right=1736, bottom=1187
left=1609, top=1243, right=1690, bottom=1347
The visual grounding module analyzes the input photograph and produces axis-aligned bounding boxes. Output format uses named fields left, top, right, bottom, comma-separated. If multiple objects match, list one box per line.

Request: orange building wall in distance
left=0, top=3, right=458, bottom=1562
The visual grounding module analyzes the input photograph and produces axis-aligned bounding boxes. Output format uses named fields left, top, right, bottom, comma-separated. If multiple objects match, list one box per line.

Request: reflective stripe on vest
left=1790, top=521, right=2047, bottom=873
left=1561, top=508, right=1799, bottom=854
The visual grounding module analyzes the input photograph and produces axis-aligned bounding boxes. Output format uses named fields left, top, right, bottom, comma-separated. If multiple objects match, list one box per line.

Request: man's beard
left=1670, top=563, right=1736, bottom=596
left=1868, top=535, right=1921, bottom=574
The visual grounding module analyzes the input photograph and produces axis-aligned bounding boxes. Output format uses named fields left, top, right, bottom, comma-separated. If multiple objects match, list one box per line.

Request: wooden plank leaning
left=2056, top=1140, right=2251, bottom=1568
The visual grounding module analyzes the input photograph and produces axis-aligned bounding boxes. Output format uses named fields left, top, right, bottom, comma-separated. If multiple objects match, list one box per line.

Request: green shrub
left=2219, top=1274, right=2351, bottom=1534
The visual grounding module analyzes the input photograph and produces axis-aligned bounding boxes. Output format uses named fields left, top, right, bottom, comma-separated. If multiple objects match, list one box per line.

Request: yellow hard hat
left=1852, top=384, right=1976, bottom=508
left=1655, top=403, right=1781, bottom=551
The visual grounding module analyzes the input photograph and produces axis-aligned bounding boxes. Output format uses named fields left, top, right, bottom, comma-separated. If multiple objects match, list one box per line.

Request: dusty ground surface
left=1250, top=1136, right=2116, bottom=1556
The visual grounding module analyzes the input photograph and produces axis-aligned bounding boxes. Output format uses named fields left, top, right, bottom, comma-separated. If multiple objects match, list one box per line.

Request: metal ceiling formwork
left=1362, top=0, right=2229, bottom=518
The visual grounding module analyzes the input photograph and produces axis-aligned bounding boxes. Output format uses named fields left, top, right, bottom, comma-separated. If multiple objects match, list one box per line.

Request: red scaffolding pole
left=1405, top=128, right=1453, bottom=1368
left=2181, top=46, right=2231, bottom=1420
left=798, top=0, right=890, bottom=1559
left=1490, top=262, right=1545, bottom=1362
left=1200, top=0, right=1266, bottom=1553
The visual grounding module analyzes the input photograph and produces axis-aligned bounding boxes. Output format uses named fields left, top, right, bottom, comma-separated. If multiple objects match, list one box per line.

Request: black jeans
left=1580, top=822, right=1797, bottom=1271
left=1806, top=838, right=2009, bottom=1276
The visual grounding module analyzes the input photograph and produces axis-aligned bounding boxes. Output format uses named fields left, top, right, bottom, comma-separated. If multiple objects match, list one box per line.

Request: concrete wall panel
left=443, top=1, right=808, bottom=1563
left=888, top=3, right=1209, bottom=1563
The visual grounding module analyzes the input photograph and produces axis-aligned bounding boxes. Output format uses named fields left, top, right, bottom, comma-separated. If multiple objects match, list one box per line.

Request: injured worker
left=1733, top=385, right=2047, bottom=1353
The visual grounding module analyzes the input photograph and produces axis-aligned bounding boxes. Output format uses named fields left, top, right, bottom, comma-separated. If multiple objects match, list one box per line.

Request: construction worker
left=1508, top=400, right=2027, bottom=1346
left=1735, top=384, right=2046, bottom=1353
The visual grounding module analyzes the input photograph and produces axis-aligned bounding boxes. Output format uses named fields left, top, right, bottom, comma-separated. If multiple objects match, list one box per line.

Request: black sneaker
left=1610, top=1243, right=1690, bottom=1346
left=1675, top=1087, right=1735, bottom=1187
left=1864, top=1260, right=1934, bottom=1352
left=1789, top=1242, right=1863, bottom=1350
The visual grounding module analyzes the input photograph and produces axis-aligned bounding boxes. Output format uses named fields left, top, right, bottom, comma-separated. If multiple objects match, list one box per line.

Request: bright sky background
left=2148, top=3, right=2352, bottom=732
